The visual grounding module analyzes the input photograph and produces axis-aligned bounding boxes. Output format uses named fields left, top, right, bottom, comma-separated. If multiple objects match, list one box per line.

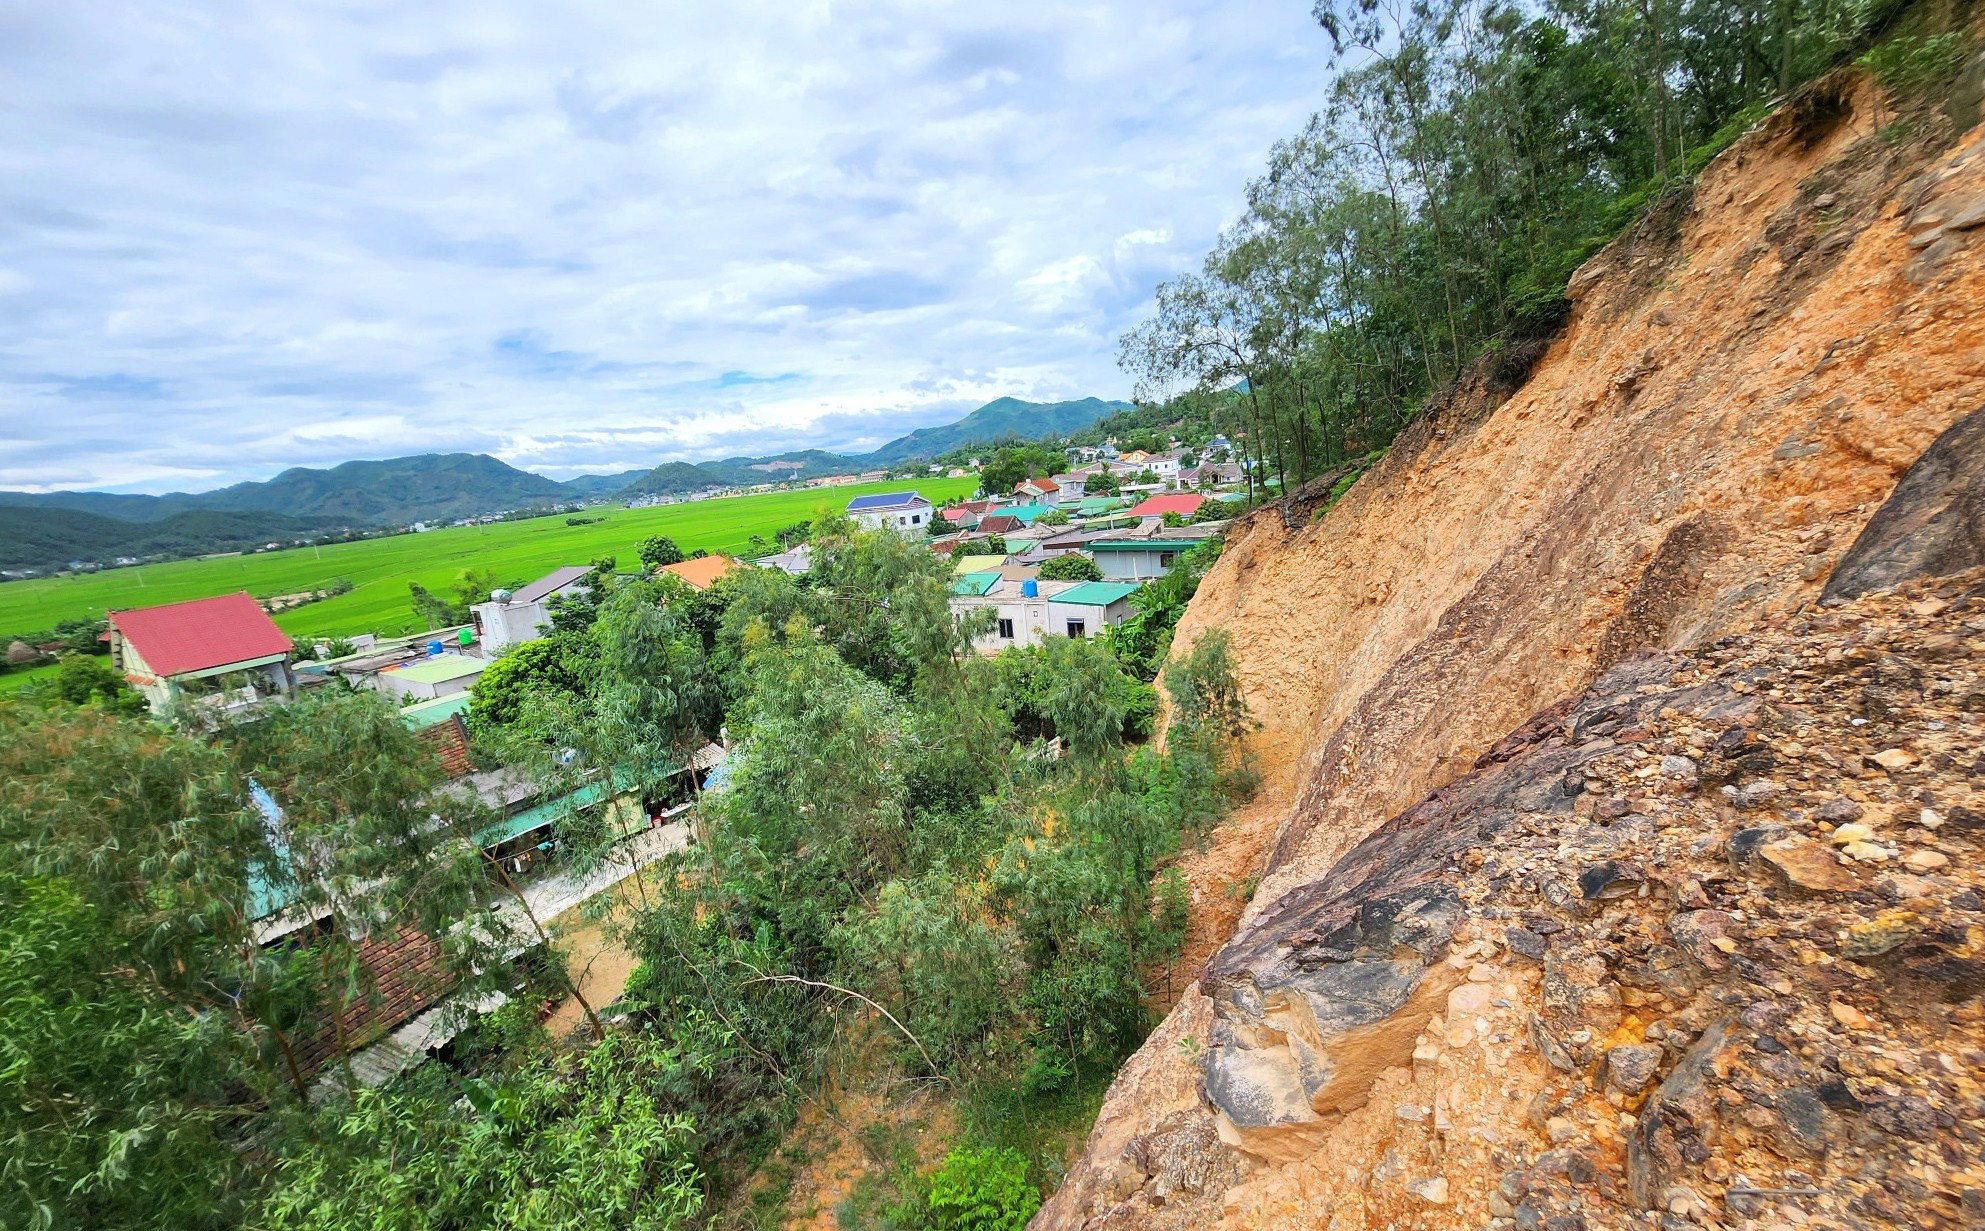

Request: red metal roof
left=1016, top=476, right=1060, bottom=493
left=1129, top=493, right=1206, bottom=519
left=108, top=592, right=293, bottom=677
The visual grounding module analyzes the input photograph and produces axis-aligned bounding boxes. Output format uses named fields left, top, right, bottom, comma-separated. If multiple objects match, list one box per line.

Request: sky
left=0, top=1, right=1328, bottom=493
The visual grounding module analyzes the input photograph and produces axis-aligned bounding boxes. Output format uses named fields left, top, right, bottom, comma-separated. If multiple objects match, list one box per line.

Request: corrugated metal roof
left=385, top=654, right=488, bottom=685
left=1049, top=581, right=1142, bottom=607
left=846, top=491, right=927, bottom=512
left=108, top=591, right=292, bottom=677
left=511, top=566, right=592, bottom=605
left=400, top=692, right=474, bottom=728
left=1090, top=539, right=1199, bottom=551
left=952, top=572, right=1001, bottom=596
left=950, top=553, right=1008, bottom=574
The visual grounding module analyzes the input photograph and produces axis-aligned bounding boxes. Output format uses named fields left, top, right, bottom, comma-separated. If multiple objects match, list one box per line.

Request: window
left=997, top=617, right=1015, bottom=639
left=1159, top=551, right=1177, bottom=567
left=1066, top=619, right=1087, bottom=638
left=912, top=513, right=923, bottom=524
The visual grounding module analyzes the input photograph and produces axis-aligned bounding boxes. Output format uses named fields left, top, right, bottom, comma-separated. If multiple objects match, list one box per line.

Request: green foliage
left=925, top=1147, right=1040, bottom=1231
left=1037, top=553, right=1101, bottom=583
left=977, top=445, right=1060, bottom=498
left=259, top=1029, right=707, bottom=1231
left=0, top=707, right=270, bottom=1228
left=468, top=630, right=600, bottom=734
left=1035, top=507, right=1071, bottom=526
left=639, top=534, right=687, bottom=569
left=1858, top=32, right=1968, bottom=92
left=51, top=651, right=148, bottom=714
left=1121, top=0, right=1878, bottom=491
left=982, top=535, right=1008, bottom=556
left=0, top=877, right=254, bottom=1231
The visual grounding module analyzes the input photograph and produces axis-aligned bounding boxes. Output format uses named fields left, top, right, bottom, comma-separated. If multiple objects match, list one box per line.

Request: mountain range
left=0, top=395, right=1128, bottom=572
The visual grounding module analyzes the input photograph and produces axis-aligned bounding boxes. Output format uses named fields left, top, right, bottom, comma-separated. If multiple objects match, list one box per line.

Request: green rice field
left=0, top=477, right=977, bottom=642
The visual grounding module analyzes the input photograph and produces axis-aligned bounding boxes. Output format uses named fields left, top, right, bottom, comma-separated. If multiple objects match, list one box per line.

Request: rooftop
left=400, top=692, right=475, bottom=729
left=1090, top=539, right=1202, bottom=552
left=1049, top=581, right=1143, bottom=607
left=385, top=653, right=488, bottom=685
left=659, top=554, right=740, bottom=591
left=846, top=491, right=928, bottom=512
left=951, top=553, right=1008, bottom=574
left=510, top=565, right=592, bottom=605
left=952, top=572, right=1002, bottom=596
left=1128, top=493, right=1206, bottom=519
left=108, top=591, right=293, bottom=677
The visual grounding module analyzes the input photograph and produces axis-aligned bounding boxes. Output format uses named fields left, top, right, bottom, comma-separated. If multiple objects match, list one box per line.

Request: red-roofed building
left=1015, top=475, right=1062, bottom=506
left=107, top=591, right=296, bottom=715
left=1128, top=493, right=1206, bottom=522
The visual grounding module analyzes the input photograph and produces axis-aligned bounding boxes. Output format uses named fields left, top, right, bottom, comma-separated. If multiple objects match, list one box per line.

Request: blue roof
left=846, top=491, right=924, bottom=512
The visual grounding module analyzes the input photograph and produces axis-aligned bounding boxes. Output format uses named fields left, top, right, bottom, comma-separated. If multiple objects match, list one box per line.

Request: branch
left=742, top=973, right=952, bottom=1086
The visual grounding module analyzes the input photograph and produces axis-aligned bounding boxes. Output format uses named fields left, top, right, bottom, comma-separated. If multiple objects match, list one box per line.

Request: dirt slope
left=1039, top=70, right=1985, bottom=1231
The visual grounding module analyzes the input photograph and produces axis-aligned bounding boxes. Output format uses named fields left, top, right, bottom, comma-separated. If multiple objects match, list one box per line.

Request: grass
left=0, top=478, right=978, bottom=642
left=0, top=663, right=58, bottom=694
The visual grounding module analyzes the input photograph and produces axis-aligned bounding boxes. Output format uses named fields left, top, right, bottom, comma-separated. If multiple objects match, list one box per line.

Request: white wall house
left=846, top=491, right=933, bottom=535
left=472, top=565, right=591, bottom=654
left=1089, top=539, right=1198, bottom=581
left=951, top=577, right=1141, bottom=653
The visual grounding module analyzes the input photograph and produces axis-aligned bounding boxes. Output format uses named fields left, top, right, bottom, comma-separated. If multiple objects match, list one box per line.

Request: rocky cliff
left=1038, top=69, right=1985, bottom=1231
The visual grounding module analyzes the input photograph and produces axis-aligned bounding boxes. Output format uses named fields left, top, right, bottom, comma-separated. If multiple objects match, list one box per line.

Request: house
left=1089, top=538, right=1200, bottom=581
left=374, top=652, right=488, bottom=703
left=754, top=544, right=813, bottom=575
left=1015, top=476, right=1062, bottom=506
left=977, top=513, right=1022, bottom=537
left=1144, top=451, right=1184, bottom=481
left=943, top=506, right=980, bottom=530
left=106, top=591, right=296, bottom=716
left=659, top=554, right=740, bottom=591
left=1128, top=493, right=1206, bottom=522
left=950, top=577, right=1142, bottom=652
left=1050, top=472, right=1088, bottom=499
left=950, top=553, right=1010, bottom=575
left=846, top=491, right=933, bottom=535
left=473, top=566, right=590, bottom=654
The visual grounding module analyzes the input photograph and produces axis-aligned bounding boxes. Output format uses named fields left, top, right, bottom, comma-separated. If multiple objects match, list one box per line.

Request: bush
left=1037, top=554, right=1101, bottom=583
left=926, top=1148, right=1040, bottom=1231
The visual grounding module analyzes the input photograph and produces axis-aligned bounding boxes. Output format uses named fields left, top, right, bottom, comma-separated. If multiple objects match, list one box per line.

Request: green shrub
left=925, top=1147, right=1040, bottom=1231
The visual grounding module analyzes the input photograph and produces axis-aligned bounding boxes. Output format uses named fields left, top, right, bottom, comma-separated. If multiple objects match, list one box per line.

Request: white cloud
left=0, top=0, right=1327, bottom=491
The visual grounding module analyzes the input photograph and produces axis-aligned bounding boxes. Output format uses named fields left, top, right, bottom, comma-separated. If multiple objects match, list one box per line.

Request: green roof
left=1089, top=539, right=1198, bottom=552
left=1074, top=497, right=1127, bottom=515
left=400, top=692, right=473, bottom=729
left=951, top=572, right=1001, bottom=596
left=950, top=553, right=1007, bottom=574
left=386, top=653, right=488, bottom=685
left=1051, top=582, right=1142, bottom=607
left=475, top=781, right=609, bottom=848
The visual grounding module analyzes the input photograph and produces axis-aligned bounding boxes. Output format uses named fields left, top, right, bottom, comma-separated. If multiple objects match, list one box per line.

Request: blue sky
left=0, top=1, right=1327, bottom=493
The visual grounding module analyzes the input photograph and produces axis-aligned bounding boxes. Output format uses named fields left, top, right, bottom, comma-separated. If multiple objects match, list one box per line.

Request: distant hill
left=861, top=396, right=1130, bottom=464
left=619, top=461, right=727, bottom=497
left=0, top=506, right=333, bottom=572
left=0, top=395, right=1128, bottom=568
left=559, top=469, right=651, bottom=498
left=0, top=453, right=576, bottom=533
left=192, top=453, right=572, bottom=523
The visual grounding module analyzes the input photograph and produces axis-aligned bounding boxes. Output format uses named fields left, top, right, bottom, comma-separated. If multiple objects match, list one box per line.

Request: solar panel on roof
left=846, top=492, right=921, bottom=511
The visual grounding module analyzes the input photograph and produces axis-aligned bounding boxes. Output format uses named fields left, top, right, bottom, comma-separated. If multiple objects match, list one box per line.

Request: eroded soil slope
left=1039, top=71, right=1985, bottom=1231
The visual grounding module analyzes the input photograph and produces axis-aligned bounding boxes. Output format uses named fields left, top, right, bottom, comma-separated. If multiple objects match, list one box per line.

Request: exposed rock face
left=1045, top=569, right=1985, bottom=1230
left=1038, top=78, right=1985, bottom=1231
left=1823, top=407, right=1985, bottom=600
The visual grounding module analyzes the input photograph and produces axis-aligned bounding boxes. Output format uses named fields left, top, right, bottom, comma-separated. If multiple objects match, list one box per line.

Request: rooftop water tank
left=457, top=627, right=473, bottom=645
left=426, top=640, right=443, bottom=656
left=490, top=588, right=512, bottom=604
left=1021, top=578, right=1038, bottom=598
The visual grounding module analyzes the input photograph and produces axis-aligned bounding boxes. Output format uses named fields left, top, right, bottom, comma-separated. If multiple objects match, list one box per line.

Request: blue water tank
left=1021, top=579, right=1038, bottom=598
left=427, top=640, right=443, bottom=656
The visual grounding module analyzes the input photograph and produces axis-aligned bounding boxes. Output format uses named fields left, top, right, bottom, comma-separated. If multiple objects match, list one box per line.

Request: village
left=80, top=440, right=1248, bottom=1097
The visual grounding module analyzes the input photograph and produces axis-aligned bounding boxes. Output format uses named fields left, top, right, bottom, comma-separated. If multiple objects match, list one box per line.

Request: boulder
left=1824, top=408, right=1985, bottom=600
